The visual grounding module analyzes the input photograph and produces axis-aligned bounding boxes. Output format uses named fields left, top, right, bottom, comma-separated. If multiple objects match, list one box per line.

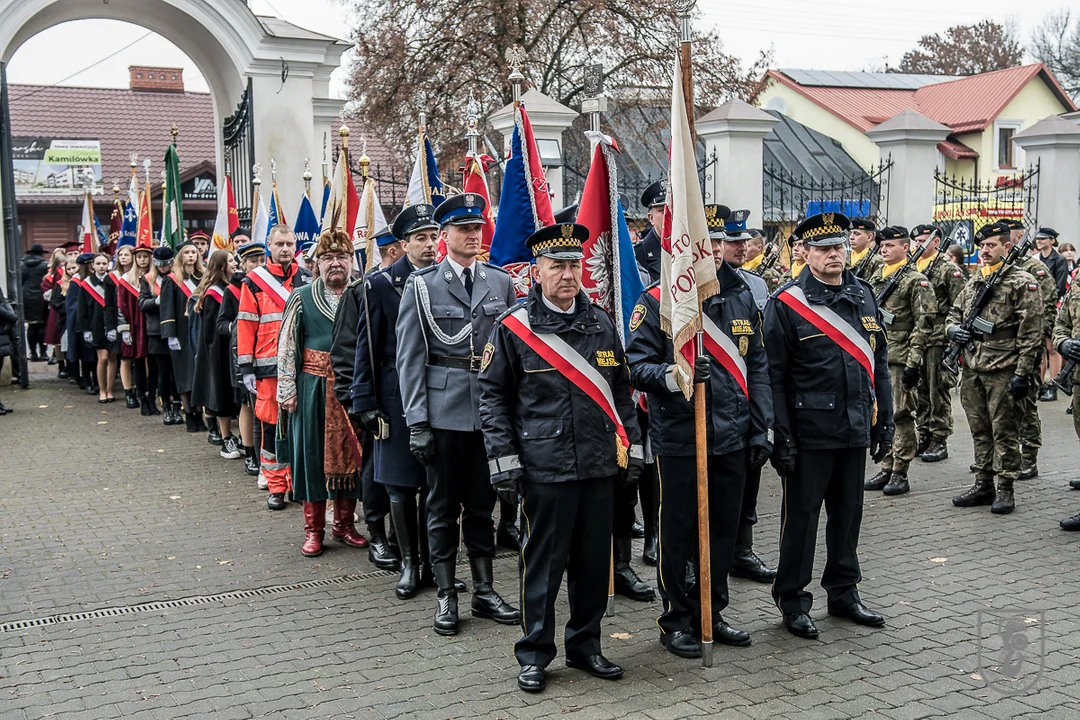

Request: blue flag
left=94, top=213, right=109, bottom=250
left=118, top=200, right=138, bottom=248
left=269, top=191, right=281, bottom=228
left=293, top=193, right=320, bottom=247
left=489, top=122, right=534, bottom=266
left=424, top=137, right=446, bottom=207
left=319, top=180, right=331, bottom=231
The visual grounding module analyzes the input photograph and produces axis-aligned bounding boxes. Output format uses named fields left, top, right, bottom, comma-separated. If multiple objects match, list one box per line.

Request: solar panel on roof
left=779, top=69, right=961, bottom=90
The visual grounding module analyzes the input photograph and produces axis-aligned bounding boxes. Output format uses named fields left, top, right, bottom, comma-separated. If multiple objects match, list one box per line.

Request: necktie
left=462, top=266, right=473, bottom=297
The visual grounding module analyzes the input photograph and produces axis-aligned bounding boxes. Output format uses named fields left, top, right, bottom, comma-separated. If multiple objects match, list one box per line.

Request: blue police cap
left=433, top=193, right=486, bottom=227
left=391, top=203, right=438, bottom=240
left=374, top=230, right=398, bottom=247
left=236, top=241, right=266, bottom=259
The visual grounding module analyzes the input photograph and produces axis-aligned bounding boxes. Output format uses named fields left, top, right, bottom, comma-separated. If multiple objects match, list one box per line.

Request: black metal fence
left=933, top=162, right=1040, bottom=255
left=762, top=157, right=892, bottom=239
left=222, top=78, right=255, bottom=225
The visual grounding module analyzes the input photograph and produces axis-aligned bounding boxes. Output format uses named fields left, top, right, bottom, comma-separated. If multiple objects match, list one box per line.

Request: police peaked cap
left=1036, top=227, right=1059, bottom=240
left=433, top=193, right=486, bottom=226
left=703, top=204, right=731, bottom=239
left=640, top=180, right=667, bottom=209
left=392, top=203, right=438, bottom=240
left=794, top=212, right=851, bottom=246
left=526, top=223, right=588, bottom=261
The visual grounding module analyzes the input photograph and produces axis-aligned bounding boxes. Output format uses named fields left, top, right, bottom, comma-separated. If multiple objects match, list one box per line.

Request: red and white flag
left=80, top=191, right=97, bottom=253
left=660, top=55, right=719, bottom=398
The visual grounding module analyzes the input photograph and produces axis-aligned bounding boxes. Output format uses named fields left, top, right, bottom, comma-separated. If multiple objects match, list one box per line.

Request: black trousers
left=772, top=447, right=866, bottom=616
left=656, top=451, right=746, bottom=636
left=360, top=430, right=389, bottom=527
left=738, top=466, right=763, bottom=536
left=154, top=352, right=177, bottom=404
left=612, top=471, right=638, bottom=539
left=425, top=429, right=495, bottom=566
left=515, top=475, right=615, bottom=668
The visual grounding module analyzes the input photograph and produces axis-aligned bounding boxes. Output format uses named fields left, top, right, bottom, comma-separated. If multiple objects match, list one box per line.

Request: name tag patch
left=730, top=318, right=754, bottom=336
left=595, top=350, right=618, bottom=367
left=861, top=316, right=881, bottom=332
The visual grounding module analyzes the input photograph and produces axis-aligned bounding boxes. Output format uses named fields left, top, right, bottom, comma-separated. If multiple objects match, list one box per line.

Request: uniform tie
left=462, top=266, right=473, bottom=297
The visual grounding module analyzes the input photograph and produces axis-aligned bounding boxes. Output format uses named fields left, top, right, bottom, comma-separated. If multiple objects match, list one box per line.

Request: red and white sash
left=85, top=277, right=106, bottom=307
left=145, top=272, right=163, bottom=297
left=777, top=285, right=875, bottom=387
left=205, top=284, right=225, bottom=304
left=701, top=314, right=748, bottom=398
left=172, top=275, right=198, bottom=299
left=70, top=275, right=85, bottom=291
left=502, top=306, right=630, bottom=463
left=115, top=272, right=141, bottom=298
left=227, top=283, right=242, bottom=302
left=247, top=265, right=291, bottom=311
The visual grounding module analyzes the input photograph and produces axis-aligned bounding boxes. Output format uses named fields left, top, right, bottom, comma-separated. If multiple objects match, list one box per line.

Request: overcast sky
left=4, top=0, right=1073, bottom=99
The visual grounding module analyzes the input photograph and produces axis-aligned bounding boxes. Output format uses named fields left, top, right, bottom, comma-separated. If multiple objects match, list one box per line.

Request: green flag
left=162, top=144, right=184, bottom=248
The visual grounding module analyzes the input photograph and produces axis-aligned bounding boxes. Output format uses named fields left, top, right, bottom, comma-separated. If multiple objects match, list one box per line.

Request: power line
left=12, top=31, right=153, bottom=101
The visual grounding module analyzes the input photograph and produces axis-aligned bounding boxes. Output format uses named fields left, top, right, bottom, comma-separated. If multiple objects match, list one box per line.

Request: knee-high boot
left=302, top=501, right=326, bottom=557
left=389, top=496, right=420, bottom=599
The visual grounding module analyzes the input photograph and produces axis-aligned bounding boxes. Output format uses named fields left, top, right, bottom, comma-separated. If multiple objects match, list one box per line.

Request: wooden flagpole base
left=701, top=640, right=714, bottom=668
left=606, top=541, right=615, bottom=617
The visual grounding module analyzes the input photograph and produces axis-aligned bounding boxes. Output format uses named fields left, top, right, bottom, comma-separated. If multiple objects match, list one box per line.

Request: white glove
left=154, top=295, right=160, bottom=306
left=106, top=330, right=117, bottom=342
left=122, top=331, right=132, bottom=346
left=243, top=373, right=257, bottom=395
left=82, top=331, right=92, bottom=343
left=168, top=337, right=181, bottom=351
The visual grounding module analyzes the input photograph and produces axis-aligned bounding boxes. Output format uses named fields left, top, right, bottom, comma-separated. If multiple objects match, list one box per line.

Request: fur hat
left=313, top=228, right=352, bottom=258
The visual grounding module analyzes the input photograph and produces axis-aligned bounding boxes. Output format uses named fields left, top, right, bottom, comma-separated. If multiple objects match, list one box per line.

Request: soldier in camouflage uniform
left=863, top=226, right=935, bottom=496
left=849, top=218, right=884, bottom=281
left=779, top=235, right=806, bottom=283
left=910, top=224, right=967, bottom=462
left=946, top=222, right=1043, bottom=515
left=1052, top=281, right=1080, bottom=529
left=743, top=229, right=785, bottom=294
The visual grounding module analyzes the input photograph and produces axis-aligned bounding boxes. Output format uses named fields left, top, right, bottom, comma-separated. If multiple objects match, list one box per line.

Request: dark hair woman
left=191, top=250, right=243, bottom=458
left=119, top=245, right=155, bottom=414
left=105, top=245, right=139, bottom=408
left=140, top=247, right=181, bottom=424
left=78, top=253, right=115, bottom=403
left=160, top=240, right=206, bottom=432
left=66, top=255, right=96, bottom=393
left=40, top=248, right=68, bottom=377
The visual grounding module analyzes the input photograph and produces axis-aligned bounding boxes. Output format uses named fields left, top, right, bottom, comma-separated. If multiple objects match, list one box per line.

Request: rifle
left=852, top=236, right=882, bottom=280
left=752, top=240, right=781, bottom=278
left=1052, top=357, right=1077, bottom=396
left=941, top=226, right=1036, bottom=376
left=874, top=229, right=938, bottom=324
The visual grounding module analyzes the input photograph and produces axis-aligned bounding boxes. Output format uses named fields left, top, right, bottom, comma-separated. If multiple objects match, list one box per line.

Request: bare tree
left=339, top=0, right=770, bottom=163
left=1031, top=10, right=1080, bottom=98
left=896, top=20, right=1023, bottom=76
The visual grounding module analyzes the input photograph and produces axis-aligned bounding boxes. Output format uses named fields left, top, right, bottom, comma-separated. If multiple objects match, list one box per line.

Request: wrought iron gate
left=223, top=78, right=255, bottom=224
left=0, top=62, right=28, bottom=387
left=933, top=163, right=1040, bottom=255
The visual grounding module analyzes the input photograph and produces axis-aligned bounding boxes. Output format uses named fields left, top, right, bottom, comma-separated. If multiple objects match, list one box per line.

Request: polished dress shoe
left=1060, top=513, right=1080, bottom=531
left=517, top=665, right=546, bottom=693
left=828, top=602, right=885, bottom=627
left=660, top=630, right=701, bottom=658
left=784, top=612, right=819, bottom=639
left=630, top=521, right=646, bottom=539
left=613, top=538, right=655, bottom=601
left=367, top=534, right=399, bottom=570
left=864, top=469, right=890, bottom=492
left=882, top=473, right=910, bottom=496
left=1070, top=478, right=1080, bottom=490
left=730, top=550, right=776, bottom=583
left=714, top=620, right=752, bottom=647
left=566, top=653, right=623, bottom=680
left=267, top=493, right=287, bottom=511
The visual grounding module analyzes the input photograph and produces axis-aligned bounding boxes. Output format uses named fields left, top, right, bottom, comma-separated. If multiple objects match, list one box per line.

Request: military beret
left=433, top=193, right=486, bottom=226
left=795, top=212, right=850, bottom=246
left=876, top=226, right=909, bottom=242
left=909, top=224, right=941, bottom=239
left=392, top=203, right=438, bottom=240
left=850, top=217, right=876, bottom=232
left=975, top=222, right=1010, bottom=242
left=640, top=180, right=667, bottom=210
left=526, top=223, right=588, bottom=261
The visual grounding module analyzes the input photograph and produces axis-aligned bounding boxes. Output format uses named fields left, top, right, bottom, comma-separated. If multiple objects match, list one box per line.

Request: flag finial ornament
left=253, top=163, right=263, bottom=187
left=112, top=180, right=120, bottom=196
left=129, top=153, right=138, bottom=168
left=302, top=158, right=312, bottom=182
left=270, top=158, right=277, bottom=182
left=339, top=123, right=350, bottom=140
left=142, top=158, right=151, bottom=184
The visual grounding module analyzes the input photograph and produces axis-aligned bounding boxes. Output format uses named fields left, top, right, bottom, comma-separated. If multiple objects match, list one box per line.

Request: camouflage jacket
left=758, top=266, right=785, bottom=294
left=1052, top=281, right=1080, bottom=381
left=865, top=265, right=935, bottom=367
left=779, top=262, right=806, bottom=285
left=918, top=254, right=967, bottom=347
left=850, top=248, right=884, bottom=282
left=946, top=264, right=1042, bottom=375
left=1018, top=256, right=1057, bottom=338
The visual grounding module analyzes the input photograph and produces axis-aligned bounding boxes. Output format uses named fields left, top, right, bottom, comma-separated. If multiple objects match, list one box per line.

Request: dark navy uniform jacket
left=633, top=228, right=662, bottom=284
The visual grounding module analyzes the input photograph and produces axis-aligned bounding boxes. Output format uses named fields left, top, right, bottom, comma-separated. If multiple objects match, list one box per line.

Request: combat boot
left=1038, top=383, right=1057, bottom=402
left=730, top=524, right=776, bottom=583
left=920, top=438, right=949, bottom=463
left=125, top=388, right=139, bottom=409
left=915, top=433, right=932, bottom=457
left=883, top=471, right=910, bottom=496
left=1018, top=458, right=1039, bottom=480
left=991, top=481, right=1015, bottom=515
left=953, top=477, right=995, bottom=507
left=470, top=557, right=520, bottom=624
left=432, top=562, right=460, bottom=636
left=613, top=537, right=655, bottom=601
left=864, top=469, right=891, bottom=492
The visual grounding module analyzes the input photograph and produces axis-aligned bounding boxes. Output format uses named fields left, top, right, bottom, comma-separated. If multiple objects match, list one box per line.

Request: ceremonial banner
left=108, top=195, right=124, bottom=251
left=355, top=178, right=389, bottom=272
left=321, top=149, right=360, bottom=234
left=211, top=176, right=239, bottom=252
left=293, top=193, right=321, bottom=247
left=269, top=184, right=287, bottom=227
left=162, top=144, right=185, bottom=248
left=252, top=192, right=271, bottom=246
left=577, top=134, right=644, bottom=346
left=136, top=186, right=153, bottom=249
left=660, top=57, right=718, bottom=398
left=406, top=130, right=446, bottom=208
left=80, top=190, right=97, bottom=253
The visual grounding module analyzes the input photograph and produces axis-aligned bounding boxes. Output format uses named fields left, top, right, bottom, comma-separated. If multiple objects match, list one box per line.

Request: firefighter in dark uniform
left=764, top=212, right=893, bottom=639
left=633, top=181, right=666, bottom=283
left=479, top=222, right=644, bottom=693
left=626, top=216, right=773, bottom=659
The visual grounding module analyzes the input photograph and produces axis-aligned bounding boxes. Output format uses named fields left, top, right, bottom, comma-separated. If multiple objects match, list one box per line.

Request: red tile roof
left=762, top=64, right=1077, bottom=135
left=8, top=83, right=216, bottom=205
left=938, top=139, right=979, bottom=161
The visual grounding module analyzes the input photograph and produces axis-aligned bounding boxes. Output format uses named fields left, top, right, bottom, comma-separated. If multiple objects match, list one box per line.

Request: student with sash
left=160, top=239, right=206, bottom=433
left=67, top=253, right=96, bottom=393
left=764, top=212, right=893, bottom=640
left=192, top=250, right=244, bottom=460
left=480, top=222, right=644, bottom=693
left=79, top=253, right=116, bottom=403
left=140, top=247, right=182, bottom=426
left=105, top=245, right=137, bottom=408
left=223, top=240, right=265, bottom=477
left=238, top=224, right=310, bottom=510
left=118, top=244, right=156, bottom=415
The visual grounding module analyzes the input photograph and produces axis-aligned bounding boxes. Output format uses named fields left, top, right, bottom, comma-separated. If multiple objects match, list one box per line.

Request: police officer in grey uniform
left=396, top=193, right=521, bottom=636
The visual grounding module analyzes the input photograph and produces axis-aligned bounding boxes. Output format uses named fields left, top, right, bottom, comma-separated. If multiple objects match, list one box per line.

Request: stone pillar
left=490, top=90, right=579, bottom=210
left=1014, top=115, right=1080, bottom=239
left=695, top=100, right=778, bottom=225
left=866, top=110, right=950, bottom=229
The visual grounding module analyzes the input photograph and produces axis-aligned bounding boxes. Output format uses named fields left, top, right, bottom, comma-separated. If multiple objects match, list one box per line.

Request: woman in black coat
left=19, top=243, right=48, bottom=361
left=191, top=250, right=242, bottom=458
left=140, top=248, right=180, bottom=425
left=159, top=240, right=205, bottom=432
left=77, top=253, right=116, bottom=403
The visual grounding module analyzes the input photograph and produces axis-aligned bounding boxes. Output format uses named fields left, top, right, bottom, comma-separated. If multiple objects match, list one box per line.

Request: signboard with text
left=12, top=137, right=103, bottom=196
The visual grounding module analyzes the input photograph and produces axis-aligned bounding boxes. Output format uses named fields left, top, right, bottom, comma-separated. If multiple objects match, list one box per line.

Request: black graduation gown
left=191, top=284, right=240, bottom=417
left=217, top=274, right=244, bottom=403
left=77, top=274, right=111, bottom=349
left=159, top=273, right=200, bottom=394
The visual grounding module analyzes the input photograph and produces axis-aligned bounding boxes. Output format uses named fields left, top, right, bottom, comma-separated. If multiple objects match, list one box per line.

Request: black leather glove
left=947, top=325, right=972, bottom=345
left=901, top=366, right=921, bottom=389
left=409, top=422, right=436, bottom=466
left=870, top=438, right=890, bottom=464
left=770, top=447, right=796, bottom=478
left=491, top=467, right=524, bottom=507
left=693, top=356, right=711, bottom=383
left=1008, top=374, right=1031, bottom=401
left=621, top=455, right=645, bottom=489
left=1060, top=338, right=1080, bottom=362
left=359, top=408, right=390, bottom=435
left=748, top=445, right=770, bottom=472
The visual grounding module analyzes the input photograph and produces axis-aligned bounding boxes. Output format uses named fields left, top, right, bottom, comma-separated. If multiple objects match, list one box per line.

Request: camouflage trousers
left=1074, top=391, right=1080, bottom=441
left=916, top=345, right=955, bottom=441
left=1018, top=356, right=1043, bottom=466
left=883, top=364, right=918, bottom=474
left=960, top=369, right=1024, bottom=484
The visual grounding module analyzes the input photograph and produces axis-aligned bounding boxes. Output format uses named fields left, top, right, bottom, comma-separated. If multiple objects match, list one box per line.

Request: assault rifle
left=852, top=234, right=882, bottom=280
left=874, top=228, right=939, bottom=324
left=752, top=239, right=781, bottom=278
left=1052, top=357, right=1077, bottom=396
left=941, top=226, right=1036, bottom=376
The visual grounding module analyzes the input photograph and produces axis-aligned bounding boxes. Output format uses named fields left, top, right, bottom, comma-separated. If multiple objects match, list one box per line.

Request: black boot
left=915, top=433, right=932, bottom=457
left=953, top=477, right=995, bottom=507
left=613, top=537, right=655, bottom=601
left=470, top=556, right=521, bottom=624
left=185, top=410, right=200, bottom=433
left=432, top=562, right=460, bottom=636
left=58, top=360, right=69, bottom=379
left=641, top=524, right=658, bottom=567
left=244, top=446, right=260, bottom=476
left=207, top=426, right=223, bottom=445
left=920, top=438, right=948, bottom=463
left=147, top=394, right=161, bottom=416
left=730, top=524, right=776, bottom=583
left=125, top=388, right=139, bottom=409
left=194, top=412, right=209, bottom=433
left=389, top=499, right=420, bottom=599
left=1019, top=453, right=1039, bottom=480
left=991, top=481, right=1015, bottom=515
left=367, top=517, right=399, bottom=571
left=171, top=401, right=184, bottom=426
left=417, top=496, right=466, bottom=592
left=883, top=471, right=910, bottom=496
left=864, top=469, right=890, bottom=491
left=1038, top=383, right=1057, bottom=402
left=139, top=392, right=154, bottom=416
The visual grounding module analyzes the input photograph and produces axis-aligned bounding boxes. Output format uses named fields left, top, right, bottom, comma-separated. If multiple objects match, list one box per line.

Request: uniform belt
left=886, top=321, right=914, bottom=331
left=976, top=327, right=1019, bottom=342
left=430, top=355, right=481, bottom=373
left=301, top=348, right=332, bottom=378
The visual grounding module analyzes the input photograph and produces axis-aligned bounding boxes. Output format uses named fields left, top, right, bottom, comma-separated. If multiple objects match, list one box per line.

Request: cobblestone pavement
left=2, top=364, right=1080, bottom=719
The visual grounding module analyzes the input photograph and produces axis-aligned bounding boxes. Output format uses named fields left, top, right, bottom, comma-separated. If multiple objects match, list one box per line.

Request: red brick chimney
left=129, top=66, right=185, bottom=93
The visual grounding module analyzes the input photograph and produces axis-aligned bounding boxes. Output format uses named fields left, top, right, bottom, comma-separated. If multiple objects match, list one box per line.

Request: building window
left=994, top=120, right=1023, bottom=172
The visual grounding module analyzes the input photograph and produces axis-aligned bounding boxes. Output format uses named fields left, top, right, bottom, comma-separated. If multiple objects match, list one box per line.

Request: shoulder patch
left=629, top=302, right=648, bottom=332
left=1029, top=283, right=1039, bottom=291
left=919, top=280, right=929, bottom=287
left=480, top=342, right=494, bottom=372
left=1036, top=270, right=1046, bottom=276
left=953, top=271, right=963, bottom=278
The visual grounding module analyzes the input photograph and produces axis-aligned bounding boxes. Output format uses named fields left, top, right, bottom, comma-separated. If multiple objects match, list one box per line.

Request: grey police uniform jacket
left=396, top=258, right=516, bottom=432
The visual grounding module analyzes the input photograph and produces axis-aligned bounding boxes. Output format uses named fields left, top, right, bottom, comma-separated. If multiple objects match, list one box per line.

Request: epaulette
left=494, top=297, right=527, bottom=325
left=769, top=278, right=798, bottom=300
left=480, top=261, right=511, bottom=277
left=412, top=264, right=439, bottom=276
